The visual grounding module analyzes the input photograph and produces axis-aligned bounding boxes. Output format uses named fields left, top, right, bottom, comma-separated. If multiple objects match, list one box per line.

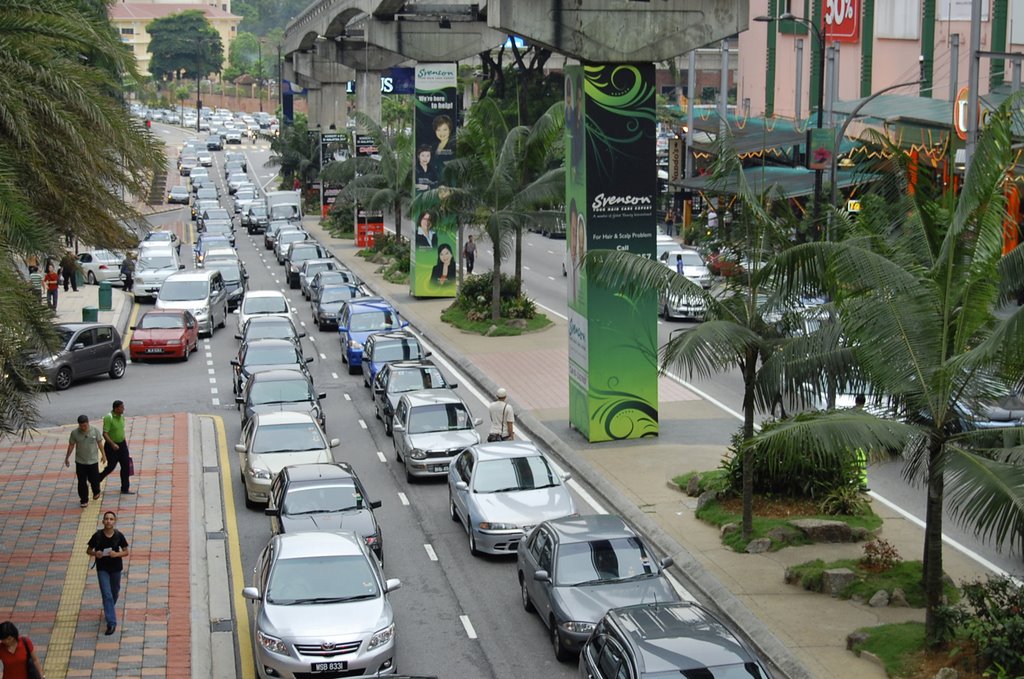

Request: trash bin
left=74, top=270, right=84, bottom=288
left=98, top=280, right=112, bottom=311
left=82, top=306, right=98, bottom=323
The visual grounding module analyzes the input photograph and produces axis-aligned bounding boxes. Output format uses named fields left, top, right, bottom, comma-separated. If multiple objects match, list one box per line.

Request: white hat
left=496, top=388, right=507, bottom=399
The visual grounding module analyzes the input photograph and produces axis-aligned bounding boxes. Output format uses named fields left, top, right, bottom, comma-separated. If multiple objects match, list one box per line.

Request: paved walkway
left=303, top=218, right=998, bottom=679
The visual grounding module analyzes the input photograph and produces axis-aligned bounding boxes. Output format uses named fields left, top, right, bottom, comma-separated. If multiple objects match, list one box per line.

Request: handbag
left=127, top=455, right=135, bottom=476
left=23, top=637, right=41, bottom=679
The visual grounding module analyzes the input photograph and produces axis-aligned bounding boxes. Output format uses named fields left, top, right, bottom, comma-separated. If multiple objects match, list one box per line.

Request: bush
left=360, top=232, right=407, bottom=258
left=860, top=539, right=902, bottom=572
left=453, top=272, right=535, bottom=319
left=956, top=575, right=1024, bottom=676
left=819, top=486, right=871, bottom=517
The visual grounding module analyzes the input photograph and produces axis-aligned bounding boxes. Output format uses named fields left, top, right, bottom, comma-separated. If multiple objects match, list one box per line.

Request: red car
left=129, top=310, right=200, bottom=362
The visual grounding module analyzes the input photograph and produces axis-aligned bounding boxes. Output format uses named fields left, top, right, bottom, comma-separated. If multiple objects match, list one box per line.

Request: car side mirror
left=318, top=392, right=326, bottom=400
left=337, top=326, right=347, bottom=333
left=533, top=570, right=551, bottom=583
left=659, top=556, right=674, bottom=569
left=179, top=264, right=186, bottom=270
left=448, top=382, right=458, bottom=389
left=305, top=356, right=313, bottom=363
left=297, top=331, right=306, bottom=338
left=72, top=342, right=85, bottom=351
left=369, top=500, right=382, bottom=509
left=241, top=586, right=260, bottom=600
left=473, top=418, right=483, bottom=426
left=235, top=396, right=244, bottom=404
left=234, top=443, right=246, bottom=453
left=373, top=387, right=384, bottom=395
left=423, top=350, right=432, bottom=357
left=455, top=481, right=468, bottom=491
left=129, top=326, right=136, bottom=331
left=233, top=334, right=242, bottom=340
left=329, top=438, right=340, bottom=448
left=264, top=507, right=279, bottom=517
left=384, top=578, right=402, bottom=593
left=230, top=359, right=239, bottom=366
left=400, top=321, right=409, bottom=328
left=560, top=472, right=572, bottom=482
left=392, top=421, right=405, bottom=433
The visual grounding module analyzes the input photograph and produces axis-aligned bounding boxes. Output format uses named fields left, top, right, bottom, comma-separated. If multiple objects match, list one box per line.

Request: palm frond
left=944, top=444, right=1024, bottom=553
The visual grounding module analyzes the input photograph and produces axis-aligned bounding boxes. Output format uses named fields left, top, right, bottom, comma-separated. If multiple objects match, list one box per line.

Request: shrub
left=860, top=539, right=902, bottom=572
left=501, top=294, right=536, bottom=319
left=819, top=486, right=871, bottom=517
left=956, top=575, right=1024, bottom=676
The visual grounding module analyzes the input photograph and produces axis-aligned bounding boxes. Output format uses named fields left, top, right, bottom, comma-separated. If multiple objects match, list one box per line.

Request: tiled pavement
left=0, top=413, right=191, bottom=678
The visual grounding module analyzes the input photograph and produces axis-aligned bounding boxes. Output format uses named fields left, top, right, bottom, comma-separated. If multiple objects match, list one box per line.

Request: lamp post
left=755, top=12, right=826, bottom=238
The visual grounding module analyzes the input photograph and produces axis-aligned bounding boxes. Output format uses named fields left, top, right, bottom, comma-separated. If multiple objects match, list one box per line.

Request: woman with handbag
left=0, top=620, right=45, bottom=679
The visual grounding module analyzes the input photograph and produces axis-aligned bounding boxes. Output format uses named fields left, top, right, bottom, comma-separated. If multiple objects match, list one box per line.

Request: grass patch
left=786, top=559, right=959, bottom=607
left=851, top=622, right=925, bottom=677
left=441, top=305, right=552, bottom=336
left=695, top=497, right=882, bottom=552
left=672, top=469, right=728, bottom=495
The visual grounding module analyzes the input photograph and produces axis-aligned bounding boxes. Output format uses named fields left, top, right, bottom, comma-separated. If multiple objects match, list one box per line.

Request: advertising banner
left=411, top=63, right=458, bottom=297
left=566, top=64, right=659, bottom=442
left=356, top=207, right=385, bottom=247
left=823, top=0, right=861, bottom=43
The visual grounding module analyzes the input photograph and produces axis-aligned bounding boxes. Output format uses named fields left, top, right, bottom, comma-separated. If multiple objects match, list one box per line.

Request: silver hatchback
left=242, top=531, right=401, bottom=678
left=392, top=391, right=481, bottom=482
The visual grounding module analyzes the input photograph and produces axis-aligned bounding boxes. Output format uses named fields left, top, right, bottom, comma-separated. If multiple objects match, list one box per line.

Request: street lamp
left=755, top=12, right=826, bottom=238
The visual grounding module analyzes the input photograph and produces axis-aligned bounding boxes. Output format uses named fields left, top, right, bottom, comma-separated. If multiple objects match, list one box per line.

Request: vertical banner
left=566, top=64, right=659, bottom=442
left=320, top=131, right=347, bottom=217
left=356, top=207, right=385, bottom=247
left=411, top=63, right=458, bottom=297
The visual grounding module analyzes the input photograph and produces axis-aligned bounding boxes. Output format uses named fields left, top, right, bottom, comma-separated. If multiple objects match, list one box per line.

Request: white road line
left=524, top=266, right=531, bottom=271
left=663, top=369, right=748, bottom=425
left=206, top=360, right=213, bottom=366
left=535, top=302, right=568, bottom=321
left=376, top=451, right=387, bottom=463
left=397, top=492, right=409, bottom=506
left=567, top=479, right=607, bottom=514
left=344, top=393, right=351, bottom=401
left=319, top=352, right=327, bottom=360
left=299, top=321, right=306, bottom=327
left=210, top=387, right=218, bottom=394
left=547, top=250, right=555, bottom=254
left=212, top=397, right=220, bottom=406
left=459, top=615, right=478, bottom=639
left=208, top=377, right=217, bottom=384
left=358, top=419, right=367, bottom=429
left=331, top=372, right=339, bottom=379
left=424, top=544, right=438, bottom=561
left=547, top=276, right=555, bottom=281
left=308, top=336, right=316, bottom=343
left=208, top=368, right=215, bottom=375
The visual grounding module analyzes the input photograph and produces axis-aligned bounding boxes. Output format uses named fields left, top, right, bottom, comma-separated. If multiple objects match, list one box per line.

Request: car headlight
left=256, top=630, right=289, bottom=655
left=561, top=621, right=595, bottom=634
left=193, top=308, right=208, bottom=319
left=364, top=533, right=379, bottom=548
left=479, top=522, right=518, bottom=531
left=348, top=340, right=362, bottom=350
left=130, top=340, right=144, bottom=347
left=248, top=465, right=272, bottom=480
left=366, top=624, right=394, bottom=651
left=165, top=339, right=182, bottom=346
left=409, top=448, right=426, bottom=460
left=41, top=354, right=60, bottom=365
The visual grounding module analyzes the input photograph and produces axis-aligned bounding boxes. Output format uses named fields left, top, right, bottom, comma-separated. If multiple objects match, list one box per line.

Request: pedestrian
left=852, top=393, right=870, bottom=492
left=463, top=234, right=476, bottom=275
left=0, top=620, right=45, bottom=679
left=663, top=208, right=675, bottom=237
left=66, top=415, right=106, bottom=508
left=707, top=206, right=718, bottom=231
left=60, top=251, right=79, bottom=292
left=98, top=400, right=133, bottom=495
left=487, top=387, right=515, bottom=442
left=27, top=265, right=43, bottom=301
left=87, top=512, right=130, bottom=636
left=44, top=264, right=59, bottom=310
left=119, top=255, right=134, bottom=293
left=675, top=253, right=684, bottom=275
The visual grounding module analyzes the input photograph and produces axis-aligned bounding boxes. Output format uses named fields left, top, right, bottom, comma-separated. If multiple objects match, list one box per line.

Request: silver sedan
left=449, top=441, right=576, bottom=556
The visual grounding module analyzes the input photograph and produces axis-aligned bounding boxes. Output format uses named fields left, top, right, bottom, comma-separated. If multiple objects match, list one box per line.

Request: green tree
left=477, top=43, right=563, bottom=126
left=233, top=0, right=311, bottom=36
left=381, top=95, right=412, bottom=138
left=264, top=113, right=319, bottom=190
left=0, top=0, right=163, bottom=433
left=147, top=10, right=223, bottom=81
left=225, top=31, right=259, bottom=81
left=320, top=112, right=413, bottom=240
left=432, top=100, right=565, bottom=319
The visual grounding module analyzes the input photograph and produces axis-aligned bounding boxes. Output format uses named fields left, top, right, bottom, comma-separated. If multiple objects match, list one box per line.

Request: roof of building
left=109, top=3, right=240, bottom=21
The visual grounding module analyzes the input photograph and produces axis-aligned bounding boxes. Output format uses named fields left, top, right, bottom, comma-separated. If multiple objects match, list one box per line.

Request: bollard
left=82, top=306, right=99, bottom=323
left=98, top=280, right=112, bottom=311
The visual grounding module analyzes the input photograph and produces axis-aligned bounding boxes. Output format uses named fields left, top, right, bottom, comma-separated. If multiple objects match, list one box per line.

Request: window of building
left=120, top=27, right=134, bottom=35
left=875, top=0, right=921, bottom=40
left=1010, top=0, right=1024, bottom=44
left=779, top=0, right=810, bottom=35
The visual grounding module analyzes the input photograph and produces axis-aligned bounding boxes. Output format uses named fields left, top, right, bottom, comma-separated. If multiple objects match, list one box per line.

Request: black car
left=234, top=315, right=305, bottom=351
left=205, top=134, right=223, bottom=151
left=31, top=323, right=127, bottom=391
left=578, top=602, right=775, bottom=678
left=265, top=462, right=384, bottom=563
left=309, top=269, right=364, bottom=307
left=231, top=338, right=312, bottom=395
left=263, top=219, right=292, bottom=250
left=284, top=241, right=329, bottom=288
left=312, top=283, right=363, bottom=330
left=205, top=259, right=248, bottom=310
left=236, top=368, right=325, bottom=430
left=243, top=203, right=270, bottom=234
left=372, top=361, right=452, bottom=436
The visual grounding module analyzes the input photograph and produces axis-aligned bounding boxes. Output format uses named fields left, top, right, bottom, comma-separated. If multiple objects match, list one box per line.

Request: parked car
left=517, top=514, right=680, bottom=660
left=392, top=391, right=481, bottom=482
left=241, top=531, right=400, bottom=677
left=231, top=338, right=312, bottom=396
left=360, top=331, right=428, bottom=388
left=659, top=248, right=712, bottom=289
left=133, top=248, right=185, bottom=301
left=578, top=602, right=775, bottom=678
left=338, top=299, right=407, bottom=373
left=284, top=242, right=329, bottom=288
left=77, top=249, right=123, bottom=285
left=128, top=310, right=199, bottom=362
left=265, top=463, right=383, bottom=562
left=238, top=290, right=291, bottom=330
left=31, top=323, right=127, bottom=390
left=298, top=259, right=339, bottom=299
left=235, top=412, right=339, bottom=507
left=449, top=441, right=576, bottom=556
left=237, top=368, right=325, bottom=430
left=372, top=361, right=453, bottom=436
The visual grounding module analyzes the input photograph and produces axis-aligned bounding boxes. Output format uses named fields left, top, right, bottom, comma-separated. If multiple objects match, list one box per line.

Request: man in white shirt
left=487, top=388, right=515, bottom=441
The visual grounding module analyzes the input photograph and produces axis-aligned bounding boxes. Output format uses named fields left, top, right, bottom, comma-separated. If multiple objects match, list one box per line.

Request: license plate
left=430, top=464, right=449, bottom=473
left=311, top=661, right=347, bottom=672
left=145, top=348, right=164, bottom=353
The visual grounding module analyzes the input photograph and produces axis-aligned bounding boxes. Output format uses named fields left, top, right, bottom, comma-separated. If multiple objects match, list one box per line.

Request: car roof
left=303, top=259, right=335, bottom=267
left=244, top=315, right=295, bottom=327
left=388, top=360, right=437, bottom=371
left=58, top=322, right=115, bottom=332
left=248, top=368, right=312, bottom=383
left=347, top=298, right=392, bottom=313
left=607, top=602, right=760, bottom=674
left=244, top=338, right=299, bottom=350
left=470, top=440, right=542, bottom=462
left=165, top=270, right=218, bottom=282
left=254, top=411, right=320, bottom=426
left=544, top=514, right=633, bottom=544
left=368, top=331, right=416, bottom=344
left=245, top=290, right=287, bottom=300
left=274, top=530, right=364, bottom=559
left=283, top=462, right=356, bottom=484
left=401, top=391, right=465, bottom=407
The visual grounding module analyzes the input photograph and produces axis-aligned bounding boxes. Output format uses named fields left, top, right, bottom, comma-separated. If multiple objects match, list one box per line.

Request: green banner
left=567, top=64, right=659, bottom=442
left=411, top=63, right=458, bottom=297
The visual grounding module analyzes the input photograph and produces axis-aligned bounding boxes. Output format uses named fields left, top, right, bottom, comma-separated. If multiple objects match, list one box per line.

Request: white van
left=156, top=270, right=229, bottom=336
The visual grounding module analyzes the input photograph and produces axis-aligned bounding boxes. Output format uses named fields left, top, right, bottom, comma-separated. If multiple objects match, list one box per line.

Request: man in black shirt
left=87, top=511, right=130, bottom=635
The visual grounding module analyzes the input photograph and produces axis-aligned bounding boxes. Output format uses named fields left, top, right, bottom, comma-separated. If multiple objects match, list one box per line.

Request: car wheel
left=384, top=415, right=393, bottom=437
left=561, top=263, right=567, bottom=277
left=87, top=271, right=97, bottom=285
left=551, top=621, right=570, bottom=662
left=55, top=366, right=73, bottom=391
left=181, top=343, right=190, bottom=362
left=449, top=491, right=459, bottom=522
left=404, top=461, right=414, bottom=484
left=109, top=356, right=126, bottom=379
left=469, top=528, right=481, bottom=557
left=347, top=363, right=360, bottom=375
left=313, top=315, right=320, bottom=330
left=520, top=575, right=535, bottom=613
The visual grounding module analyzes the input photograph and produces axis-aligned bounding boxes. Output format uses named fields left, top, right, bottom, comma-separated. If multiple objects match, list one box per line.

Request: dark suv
left=32, top=323, right=127, bottom=390
left=578, top=602, right=775, bottom=678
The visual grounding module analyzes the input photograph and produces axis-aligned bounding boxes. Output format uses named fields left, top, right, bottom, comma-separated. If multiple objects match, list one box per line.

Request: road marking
left=376, top=451, right=387, bottom=463
left=331, top=372, right=339, bottom=379
left=206, top=360, right=214, bottom=366
left=319, top=352, right=326, bottom=360
left=534, top=302, right=567, bottom=321
left=567, top=480, right=607, bottom=515
left=459, top=615, right=478, bottom=639
left=308, top=336, right=316, bottom=343
left=209, top=377, right=217, bottom=384
left=524, top=266, right=531, bottom=271
left=212, top=397, right=221, bottom=406
left=663, top=368, right=748, bottom=425
left=121, top=302, right=141, bottom=350
left=424, top=544, right=438, bottom=561
left=210, top=387, right=218, bottom=394
left=358, top=419, right=367, bottom=429
left=344, top=393, right=351, bottom=401
left=547, top=276, right=555, bottom=281
left=213, top=416, right=256, bottom=679
left=397, top=492, right=409, bottom=506
left=208, top=368, right=216, bottom=375
left=299, top=321, right=306, bottom=327
left=547, top=250, right=555, bottom=254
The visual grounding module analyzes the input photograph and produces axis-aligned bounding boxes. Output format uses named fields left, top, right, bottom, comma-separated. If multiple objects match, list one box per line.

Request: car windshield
left=139, top=255, right=175, bottom=270
left=673, top=252, right=705, bottom=268
left=304, top=262, right=332, bottom=277
left=146, top=232, right=173, bottom=241
left=197, top=189, right=217, bottom=199
left=243, top=297, right=287, bottom=314
left=159, top=280, right=207, bottom=301
left=321, top=287, right=356, bottom=304
left=290, top=246, right=319, bottom=261
left=407, top=403, right=473, bottom=434
left=373, top=340, right=422, bottom=363
left=138, top=314, right=184, bottom=330
left=252, top=422, right=325, bottom=454
left=315, top=273, right=346, bottom=287
left=279, top=232, right=306, bottom=245
left=249, top=379, right=312, bottom=405
left=58, top=329, right=75, bottom=346
left=349, top=309, right=398, bottom=333
left=245, top=345, right=300, bottom=366
left=283, top=481, right=366, bottom=514
left=205, top=223, right=232, bottom=235
left=170, top=188, right=187, bottom=195
left=647, top=664, right=767, bottom=679
left=244, top=321, right=295, bottom=341
left=208, top=262, right=241, bottom=283
left=266, top=555, right=378, bottom=605
left=390, top=367, right=445, bottom=393
left=205, top=209, right=229, bottom=219
left=473, top=456, right=559, bottom=493
left=251, top=206, right=267, bottom=217
left=555, top=536, right=658, bottom=586
left=200, top=238, right=229, bottom=250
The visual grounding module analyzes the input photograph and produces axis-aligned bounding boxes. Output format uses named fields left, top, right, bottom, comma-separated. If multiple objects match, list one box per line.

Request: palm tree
left=320, top=112, right=413, bottom=240
left=431, top=99, right=564, bottom=318
left=0, top=0, right=163, bottom=434
left=264, top=113, right=319, bottom=191
left=753, top=98, right=1024, bottom=645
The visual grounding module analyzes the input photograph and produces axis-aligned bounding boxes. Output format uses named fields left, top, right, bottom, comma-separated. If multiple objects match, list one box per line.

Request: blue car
left=338, top=299, right=408, bottom=374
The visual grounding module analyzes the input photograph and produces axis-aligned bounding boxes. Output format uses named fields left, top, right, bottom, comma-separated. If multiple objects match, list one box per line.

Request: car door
left=252, top=540, right=273, bottom=618
left=92, top=326, right=116, bottom=376
left=362, top=336, right=376, bottom=380
left=69, top=328, right=101, bottom=376
left=393, top=398, right=409, bottom=458
left=530, top=528, right=556, bottom=624
left=453, top=450, right=474, bottom=521
left=373, top=365, right=390, bottom=416
left=267, top=473, right=285, bottom=534
left=238, top=418, right=255, bottom=478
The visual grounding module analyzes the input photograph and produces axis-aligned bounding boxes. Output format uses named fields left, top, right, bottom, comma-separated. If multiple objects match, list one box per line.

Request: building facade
left=109, top=3, right=241, bottom=76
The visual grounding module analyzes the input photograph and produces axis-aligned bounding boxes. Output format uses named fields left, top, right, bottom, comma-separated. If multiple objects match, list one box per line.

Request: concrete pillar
left=306, top=85, right=323, bottom=130
left=356, top=71, right=382, bottom=130
left=320, top=82, right=348, bottom=129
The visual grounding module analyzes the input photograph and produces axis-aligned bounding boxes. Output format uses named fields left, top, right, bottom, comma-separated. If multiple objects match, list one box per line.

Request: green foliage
left=860, top=538, right=903, bottom=571
left=476, top=46, right=564, bottom=126
left=850, top=622, right=926, bottom=676
left=819, top=486, right=871, bottom=517
left=227, top=31, right=261, bottom=79
left=956, top=576, right=1024, bottom=676
left=266, top=114, right=319, bottom=189
left=440, top=305, right=552, bottom=336
left=146, top=10, right=224, bottom=81
left=358, top=232, right=406, bottom=259
left=787, top=558, right=957, bottom=608
left=672, top=469, right=730, bottom=495
left=232, top=0, right=310, bottom=36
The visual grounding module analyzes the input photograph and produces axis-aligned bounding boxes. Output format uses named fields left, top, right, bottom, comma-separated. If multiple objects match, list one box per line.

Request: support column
left=306, top=85, right=323, bottom=130
left=566, top=64, right=659, bottom=442
left=356, top=71, right=383, bottom=129
left=320, top=82, right=348, bottom=130
left=765, top=0, right=777, bottom=117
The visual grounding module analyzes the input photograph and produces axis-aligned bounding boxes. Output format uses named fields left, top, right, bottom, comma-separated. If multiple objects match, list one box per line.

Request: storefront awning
left=671, top=166, right=874, bottom=199
left=831, top=94, right=954, bottom=129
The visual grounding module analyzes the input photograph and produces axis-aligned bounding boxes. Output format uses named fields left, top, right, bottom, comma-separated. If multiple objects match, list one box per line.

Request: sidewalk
left=50, top=286, right=134, bottom=332
left=304, top=218, right=993, bottom=679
